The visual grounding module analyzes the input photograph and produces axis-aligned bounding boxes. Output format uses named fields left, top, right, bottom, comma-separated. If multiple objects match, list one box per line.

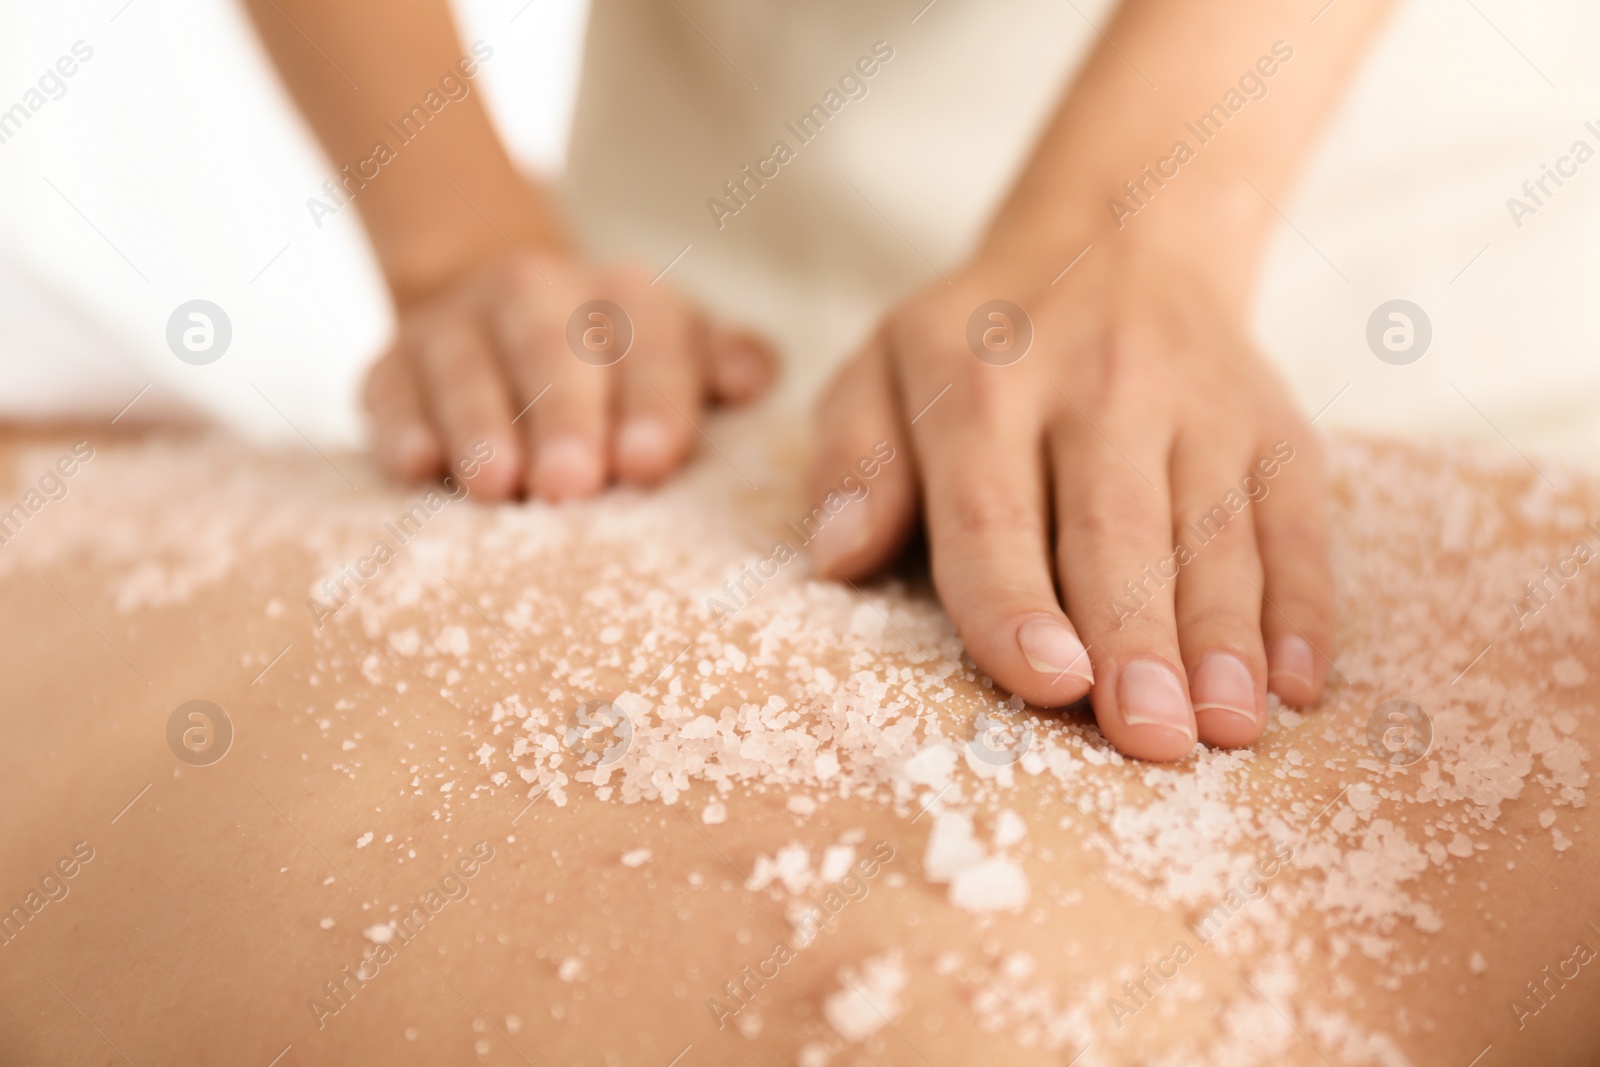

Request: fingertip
left=1101, top=658, right=1197, bottom=762
left=1190, top=652, right=1264, bottom=748
left=614, top=416, right=688, bottom=486
left=709, top=330, right=778, bottom=404
left=1013, top=615, right=1095, bottom=706
left=805, top=452, right=917, bottom=581
left=807, top=496, right=871, bottom=577
left=531, top=435, right=605, bottom=502
left=459, top=436, right=522, bottom=502
left=382, top=425, right=443, bottom=484
left=1265, top=635, right=1322, bottom=706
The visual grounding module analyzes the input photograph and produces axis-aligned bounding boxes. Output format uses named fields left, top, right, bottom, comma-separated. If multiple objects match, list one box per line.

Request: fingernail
left=1117, top=660, right=1195, bottom=740
left=1267, top=636, right=1315, bottom=688
left=1190, top=653, right=1258, bottom=726
left=617, top=417, right=672, bottom=467
left=1016, top=617, right=1093, bottom=683
left=534, top=435, right=602, bottom=499
left=808, top=499, right=868, bottom=574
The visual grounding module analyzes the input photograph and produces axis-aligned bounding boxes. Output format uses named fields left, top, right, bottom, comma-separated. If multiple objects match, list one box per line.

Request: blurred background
left=0, top=0, right=587, bottom=445
left=3, top=0, right=1600, bottom=463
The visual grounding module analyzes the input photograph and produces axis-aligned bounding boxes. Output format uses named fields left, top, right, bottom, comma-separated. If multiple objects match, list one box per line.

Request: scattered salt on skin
left=620, top=848, right=652, bottom=867
left=364, top=923, right=394, bottom=944
left=950, top=856, right=1030, bottom=913
left=993, top=809, right=1028, bottom=849
left=355, top=832, right=373, bottom=848
left=819, top=845, right=855, bottom=883
left=20, top=428, right=1597, bottom=1063
left=824, top=951, right=907, bottom=1042
left=319, top=917, right=334, bottom=930
left=923, top=812, right=986, bottom=883
left=746, top=842, right=812, bottom=894
left=1552, top=657, right=1588, bottom=687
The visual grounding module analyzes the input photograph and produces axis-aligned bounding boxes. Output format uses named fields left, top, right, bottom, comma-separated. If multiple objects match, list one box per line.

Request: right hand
left=806, top=241, right=1333, bottom=761
left=364, top=251, right=777, bottom=501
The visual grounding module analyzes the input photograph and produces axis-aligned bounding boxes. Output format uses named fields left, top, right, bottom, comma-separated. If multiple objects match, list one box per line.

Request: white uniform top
left=560, top=0, right=1600, bottom=460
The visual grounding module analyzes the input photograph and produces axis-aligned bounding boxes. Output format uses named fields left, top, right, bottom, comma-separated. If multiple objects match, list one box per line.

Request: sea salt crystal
left=1552, top=657, right=1588, bottom=687
left=355, top=831, right=373, bottom=848
left=797, top=1042, right=832, bottom=1067
left=993, top=810, right=1028, bottom=848
left=558, top=957, right=583, bottom=982
left=364, top=923, right=394, bottom=944
left=950, top=856, right=1030, bottom=913
left=319, top=917, right=334, bottom=930
left=904, top=744, right=957, bottom=789
left=924, top=812, right=985, bottom=883
left=1469, top=952, right=1488, bottom=974
left=621, top=848, right=652, bottom=868
left=820, top=845, right=855, bottom=883
left=702, top=802, right=727, bottom=825
left=434, top=625, right=470, bottom=658
left=824, top=951, right=906, bottom=1042
left=747, top=842, right=812, bottom=894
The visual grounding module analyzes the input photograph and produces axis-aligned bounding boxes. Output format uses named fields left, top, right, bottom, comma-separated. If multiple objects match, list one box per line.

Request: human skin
left=242, top=0, right=1395, bottom=763
left=805, top=0, right=1398, bottom=763
left=241, top=0, right=778, bottom=501
left=0, top=424, right=1597, bottom=1065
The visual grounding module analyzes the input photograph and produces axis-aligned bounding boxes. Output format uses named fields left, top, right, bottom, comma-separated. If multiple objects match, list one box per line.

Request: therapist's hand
left=805, top=242, right=1332, bottom=761
left=364, top=251, right=777, bottom=502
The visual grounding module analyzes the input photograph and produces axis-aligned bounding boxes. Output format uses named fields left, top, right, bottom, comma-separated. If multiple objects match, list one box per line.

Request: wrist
left=365, top=177, right=570, bottom=309
left=974, top=167, right=1273, bottom=317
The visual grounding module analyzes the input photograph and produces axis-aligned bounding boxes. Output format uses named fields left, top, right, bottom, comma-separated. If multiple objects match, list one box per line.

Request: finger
left=911, top=369, right=1094, bottom=709
left=363, top=348, right=442, bottom=484
left=1169, top=434, right=1269, bottom=749
left=516, top=283, right=613, bottom=500
left=1051, top=403, right=1194, bottom=760
left=613, top=288, right=699, bottom=487
left=410, top=318, right=522, bottom=501
left=1252, top=433, right=1334, bottom=705
left=485, top=264, right=572, bottom=497
left=706, top=323, right=779, bottom=405
left=806, top=340, right=917, bottom=579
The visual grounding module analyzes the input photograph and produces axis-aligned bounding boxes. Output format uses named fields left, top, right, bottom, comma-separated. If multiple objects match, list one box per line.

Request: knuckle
left=1067, top=484, right=1152, bottom=542
left=1077, top=324, right=1171, bottom=416
left=515, top=319, right=569, bottom=363
left=1176, top=601, right=1257, bottom=643
left=1266, top=510, right=1331, bottom=559
left=938, top=487, right=1038, bottom=544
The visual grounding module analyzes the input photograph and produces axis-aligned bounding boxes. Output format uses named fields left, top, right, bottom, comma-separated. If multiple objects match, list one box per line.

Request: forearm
left=243, top=0, right=569, bottom=305
left=980, top=0, right=1393, bottom=310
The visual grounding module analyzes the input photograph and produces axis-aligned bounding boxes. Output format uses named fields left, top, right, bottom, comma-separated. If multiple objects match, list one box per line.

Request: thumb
left=805, top=340, right=918, bottom=579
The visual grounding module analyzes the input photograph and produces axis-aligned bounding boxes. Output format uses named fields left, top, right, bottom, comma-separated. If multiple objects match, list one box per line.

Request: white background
left=3, top=0, right=1600, bottom=463
left=0, top=0, right=587, bottom=447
